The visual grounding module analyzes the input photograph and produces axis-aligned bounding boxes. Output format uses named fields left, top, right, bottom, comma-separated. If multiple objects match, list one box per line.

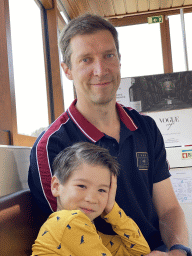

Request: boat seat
left=0, top=189, right=48, bottom=256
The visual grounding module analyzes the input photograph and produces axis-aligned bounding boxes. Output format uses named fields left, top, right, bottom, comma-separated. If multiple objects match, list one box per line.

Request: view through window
left=9, top=0, right=49, bottom=137
left=116, top=22, right=164, bottom=78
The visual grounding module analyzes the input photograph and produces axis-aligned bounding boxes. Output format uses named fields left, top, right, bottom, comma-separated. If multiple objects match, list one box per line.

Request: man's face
left=51, top=163, right=111, bottom=221
left=62, top=30, right=121, bottom=106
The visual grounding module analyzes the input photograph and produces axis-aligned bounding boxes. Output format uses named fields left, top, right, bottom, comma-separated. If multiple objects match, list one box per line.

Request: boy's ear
left=61, top=62, right=73, bottom=80
left=51, top=176, right=61, bottom=197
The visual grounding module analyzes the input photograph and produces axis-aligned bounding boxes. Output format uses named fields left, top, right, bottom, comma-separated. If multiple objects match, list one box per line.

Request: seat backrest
left=0, top=189, right=48, bottom=256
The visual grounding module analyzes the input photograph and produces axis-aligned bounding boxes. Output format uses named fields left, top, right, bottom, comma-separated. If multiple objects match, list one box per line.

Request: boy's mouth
left=80, top=207, right=95, bottom=214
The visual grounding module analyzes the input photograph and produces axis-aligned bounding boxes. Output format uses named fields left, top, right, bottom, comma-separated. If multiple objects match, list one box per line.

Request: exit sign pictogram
left=148, top=15, right=163, bottom=24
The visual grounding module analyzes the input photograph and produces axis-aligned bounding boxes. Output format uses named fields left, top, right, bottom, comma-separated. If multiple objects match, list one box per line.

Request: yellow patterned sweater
left=32, top=202, right=150, bottom=255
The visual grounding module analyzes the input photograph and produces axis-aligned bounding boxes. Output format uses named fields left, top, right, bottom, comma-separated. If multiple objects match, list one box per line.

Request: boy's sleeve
left=99, top=202, right=151, bottom=256
left=61, top=212, right=113, bottom=256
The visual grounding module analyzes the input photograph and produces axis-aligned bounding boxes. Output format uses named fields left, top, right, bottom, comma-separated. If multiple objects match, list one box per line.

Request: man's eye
left=82, top=58, right=89, bottom=63
left=106, top=54, right=114, bottom=58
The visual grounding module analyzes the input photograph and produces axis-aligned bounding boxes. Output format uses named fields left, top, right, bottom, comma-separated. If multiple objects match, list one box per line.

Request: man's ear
left=61, top=62, right=73, bottom=80
left=51, top=176, right=61, bottom=197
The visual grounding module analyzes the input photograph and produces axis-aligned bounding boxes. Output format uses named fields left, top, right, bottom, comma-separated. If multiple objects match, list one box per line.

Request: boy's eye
left=98, top=189, right=107, bottom=193
left=77, top=185, right=86, bottom=188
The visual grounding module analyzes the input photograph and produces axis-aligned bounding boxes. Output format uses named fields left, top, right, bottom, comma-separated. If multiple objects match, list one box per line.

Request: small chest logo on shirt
left=136, top=152, right=149, bottom=170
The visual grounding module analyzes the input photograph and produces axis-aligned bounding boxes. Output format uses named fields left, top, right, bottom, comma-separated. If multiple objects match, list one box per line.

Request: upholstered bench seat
left=0, top=189, right=48, bottom=256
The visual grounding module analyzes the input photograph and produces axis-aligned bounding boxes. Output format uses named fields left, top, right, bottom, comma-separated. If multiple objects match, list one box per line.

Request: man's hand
left=147, top=250, right=187, bottom=255
left=103, top=174, right=117, bottom=215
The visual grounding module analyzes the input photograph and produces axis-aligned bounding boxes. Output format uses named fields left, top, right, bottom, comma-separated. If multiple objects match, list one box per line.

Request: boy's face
left=51, top=162, right=111, bottom=221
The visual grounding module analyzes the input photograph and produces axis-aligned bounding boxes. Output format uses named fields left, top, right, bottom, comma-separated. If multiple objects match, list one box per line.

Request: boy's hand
left=103, top=174, right=117, bottom=216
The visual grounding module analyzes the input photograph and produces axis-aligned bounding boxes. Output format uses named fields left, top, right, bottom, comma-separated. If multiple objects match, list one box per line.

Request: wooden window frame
left=0, top=0, right=64, bottom=147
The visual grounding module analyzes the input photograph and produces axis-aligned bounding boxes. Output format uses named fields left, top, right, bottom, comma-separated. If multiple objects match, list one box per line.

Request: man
left=28, top=14, right=190, bottom=255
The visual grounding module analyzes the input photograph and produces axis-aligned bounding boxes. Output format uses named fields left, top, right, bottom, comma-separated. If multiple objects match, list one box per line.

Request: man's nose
left=93, top=59, right=108, bottom=77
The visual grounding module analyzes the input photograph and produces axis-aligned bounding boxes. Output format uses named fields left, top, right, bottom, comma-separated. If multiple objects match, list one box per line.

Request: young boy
left=32, top=142, right=150, bottom=255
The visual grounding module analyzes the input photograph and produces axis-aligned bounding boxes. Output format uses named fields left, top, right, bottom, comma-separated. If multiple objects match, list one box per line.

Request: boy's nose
left=85, top=191, right=98, bottom=204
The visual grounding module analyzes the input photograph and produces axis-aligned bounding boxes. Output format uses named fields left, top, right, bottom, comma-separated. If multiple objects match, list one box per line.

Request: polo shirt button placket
left=112, top=142, right=120, bottom=156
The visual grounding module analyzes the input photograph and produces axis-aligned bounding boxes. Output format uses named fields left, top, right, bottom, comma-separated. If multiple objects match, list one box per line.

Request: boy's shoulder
left=36, top=209, right=97, bottom=245
left=42, top=209, right=94, bottom=232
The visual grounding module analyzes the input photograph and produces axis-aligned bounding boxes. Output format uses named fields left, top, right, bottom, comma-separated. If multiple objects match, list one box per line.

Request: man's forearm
left=159, top=205, right=189, bottom=249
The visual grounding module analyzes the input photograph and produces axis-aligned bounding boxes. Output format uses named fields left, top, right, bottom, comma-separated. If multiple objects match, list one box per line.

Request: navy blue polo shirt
left=28, top=99, right=170, bottom=250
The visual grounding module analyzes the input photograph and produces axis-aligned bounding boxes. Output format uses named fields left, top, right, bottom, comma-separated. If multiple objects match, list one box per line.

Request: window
left=9, top=0, right=49, bottom=137
left=116, top=22, right=164, bottom=78
left=59, top=48, right=74, bottom=111
left=169, top=14, right=186, bottom=72
left=61, top=70, right=75, bottom=111
left=58, top=36, right=74, bottom=110
left=185, top=12, right=192, bottom=70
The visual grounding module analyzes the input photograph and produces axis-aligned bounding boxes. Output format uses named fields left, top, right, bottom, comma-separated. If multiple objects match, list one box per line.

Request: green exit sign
left=148, top=15, right=163, bottom=24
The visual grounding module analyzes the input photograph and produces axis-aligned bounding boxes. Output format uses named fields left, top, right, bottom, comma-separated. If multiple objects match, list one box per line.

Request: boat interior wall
left=0, top=146, right=30, bottom=197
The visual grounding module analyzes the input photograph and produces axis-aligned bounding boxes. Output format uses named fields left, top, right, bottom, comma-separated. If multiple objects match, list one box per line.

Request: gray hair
left=52, top=142, right=119, bottom=184
left=59, top=13, right=120, bottom=69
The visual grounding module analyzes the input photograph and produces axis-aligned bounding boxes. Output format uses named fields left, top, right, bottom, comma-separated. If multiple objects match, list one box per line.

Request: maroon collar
left=67, top=99, right=138, bottom=143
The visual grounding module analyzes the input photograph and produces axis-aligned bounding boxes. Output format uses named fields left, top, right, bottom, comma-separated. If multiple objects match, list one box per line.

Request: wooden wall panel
left=0, top=130, right=10, bottom=145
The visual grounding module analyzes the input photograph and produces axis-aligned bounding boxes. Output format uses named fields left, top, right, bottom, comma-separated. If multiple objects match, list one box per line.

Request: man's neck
left=75, top=99, right=120, bottom=142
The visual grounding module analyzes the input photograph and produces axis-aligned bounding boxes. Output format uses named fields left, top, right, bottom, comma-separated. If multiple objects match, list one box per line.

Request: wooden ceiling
left=39, top=0, right=192, bottom=27
left=56, top=0, right=192, bottom=21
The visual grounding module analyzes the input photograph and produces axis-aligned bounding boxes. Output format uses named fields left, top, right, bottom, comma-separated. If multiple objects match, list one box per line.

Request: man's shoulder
left=33, top=111, right=71, bottom=146
left=43, top=111, right=70, bottom=136
left=121, top=104, right=155, bottom=125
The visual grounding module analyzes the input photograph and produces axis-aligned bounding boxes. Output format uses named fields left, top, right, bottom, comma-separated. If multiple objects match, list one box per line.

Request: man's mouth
left=91, top=80, right=112, bottom=87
